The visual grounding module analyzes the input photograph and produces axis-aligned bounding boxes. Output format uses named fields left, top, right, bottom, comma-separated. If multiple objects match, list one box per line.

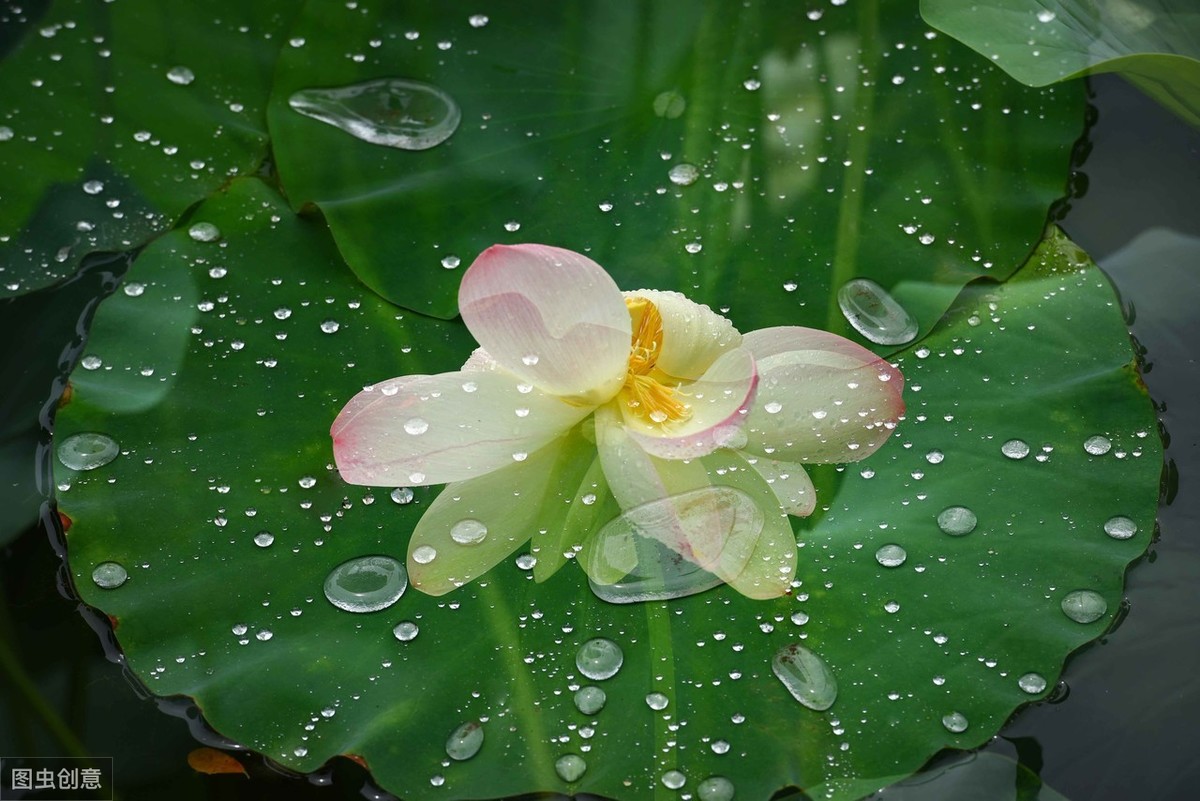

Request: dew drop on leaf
left=555, top=754, right=586, bottom=782
left=288, top=78, right=462, bottom=151
left=58, top=432, right=119, bottom=471
left=771, top=643, right=837, bottom=711
left=573, top=686, right=606, bottom=714
left=1001, top=439, right=1030, bottom=459
left=393, top=621, right=419, bottom=642
left=941, top=711, right=969, bottom=733
left=936, top=506, right=977, bottom=536
left=575, top=638, right=623, bottom=680
left=875, top=543, right=907, bottom=567
left=837, top=278, right=918, bottom=345
left=188, top=222, right=221, bottom=242
left=1060, top=589, right=1107, bottom=623
left=450, top=518, right=488, bottom=545
left=1084, top=435, right=1112, bottom=456
left=662, top=770, right=687, bottom=789
left=445, top=720, right=484, bottom=761
left=698, top=776, right=735, bottom=801
left=1018, top=672, right=1048, bottom=694
left=323, top=555, right=408, bottom=613
left=1103, top=515, right=1137, bottom=540
left=645, top=692, right=669, bottom=710
left=91, top=561, right=128, bottom=589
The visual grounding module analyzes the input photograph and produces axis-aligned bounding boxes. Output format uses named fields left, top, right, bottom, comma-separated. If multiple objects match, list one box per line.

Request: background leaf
left=921, top=0, right=1200, bottom=126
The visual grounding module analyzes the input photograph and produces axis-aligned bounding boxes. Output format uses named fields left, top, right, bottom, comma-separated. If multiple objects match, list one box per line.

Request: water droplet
left=232, top=624, right=248, bottom=636
left=772, top=643, right=837, bottom=711
left=652, top=90, right=686, bottom=119
left=1103, top=516, right=1137, bottom=540
left=445, top=721, right=484, bottom=761
left=83, top=179, right=104, bottom=195
left=390, top=487, right=414, bottom=504
left=320, top=319, right=340, bottom=334
left=404, top=417, right=429, bottom=436
left=503, top=220, right=521, bottom=232
left=925, top=449, right=945, bottom=464
left=555, top=754, right=586, bottom=782
left=684, top=242, right=703, bottom=254
left=393, top=621, right=419, bottom=641
left=875, top=543, right=907, bottom=568
left=884, top=600, right=900, bottom=614
left=274, top=307, right=292, bottom=320
left=574, top=686, right=606, bottom=714
left=323, top=555, right=408, bottom=613
left=412, top=545, right=437, bottom=564
left=764, top=401, right=783, bottom=414
left=440, top=255, right=461, bottom=270
left=941, top=711, right=969, bottom=733
left=450, top=518, right=488, bottom=545
left=188, top=222, right=221, bottom=242
left=711, top=740, right=730, bottom=754
left=521, top=353, right=540, bottom=366
left=80, top=355, right=102, bottom=370
left=468, top=13, right=489, bottom=28
left=837, top=278, right=918, bottom=346
left=91, top=561, right=128, bottom=589
left=1036, top=10, right=1056, bottom=22
left=1083, top=435, right=1112, bottom=456
left=253, top=531, right=274, bottom=548
left=936, top=506, right=977, bottom=536
left=645, top=692, right=669, bottom=711
left=742, top=78, right=761, bottom=91
left=1001, top=439, right=1030, bottom=459
left=123, top=282, right=145, bottom=297
left=669, top=163, right=700, bottom=186
left=698, top=776, right=735, bottom=801
left=288, top=78, right=461, bottom=151
left=1061, top=589, right=1107, bottom=624
left=1018, top=672, right=1047, bottom=694
left=256, top=629, right=273, bottom=641
left=166, top=66, right=195, bottom=85
left=662, top=770, right=687, bottom=789
left=58, top=432, right=119, bottom=471
left=298, top=476, right=317, bottom=489
left=790, top=611, right=809, bottom=625
left=576, top=638, right=623, bottom=680
left=515, top=553, right=537, bottom=570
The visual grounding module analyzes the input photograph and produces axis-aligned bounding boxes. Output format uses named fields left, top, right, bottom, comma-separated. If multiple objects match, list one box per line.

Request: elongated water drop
left=445, top=721, right=484, bottom=761
left=837, top=278, right=918, bottom=345
left=323, top=555, right=408, bottom=613
left=771, top=643, right=837, bottom=711
left=1103, top=516, right=1137, bottom=540
left=1061, top=589, right=1107, bottom=623
left=289, top=78, right=461, bottom=151
left=942, top=711, right=969, bottom=733
left=58, top=433, right=119, bottom=471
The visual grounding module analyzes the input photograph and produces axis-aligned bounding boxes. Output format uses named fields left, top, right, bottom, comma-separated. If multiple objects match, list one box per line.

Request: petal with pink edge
left=459, top=244, right=631, bottom=403
left=331, top=369, right=592, bottom=486
left=622, top=345, right=758, bottom=460
left=406, top=430, right=593, bottom=596
left=624, top=289, right=741, bottom=380
left=740, top=326, right=904, bottom=463
left=742, top=454, right=816, bottom=517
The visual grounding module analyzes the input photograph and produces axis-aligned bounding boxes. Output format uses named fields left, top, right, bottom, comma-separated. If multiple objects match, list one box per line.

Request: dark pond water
left=0, top=74, right=1197, bottom=800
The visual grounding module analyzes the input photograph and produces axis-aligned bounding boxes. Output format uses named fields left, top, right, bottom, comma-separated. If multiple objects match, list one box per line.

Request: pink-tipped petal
left=743, top=455, right=816, bottom=517
left=331, top=368, right=592, bottom=486
left=623, top=346, right=758, bottom=460
left=459, top=244, right=631, bottom=402
left=624, top=289, right=741, bottom=380
left=741, top=327, right=904, bottom=463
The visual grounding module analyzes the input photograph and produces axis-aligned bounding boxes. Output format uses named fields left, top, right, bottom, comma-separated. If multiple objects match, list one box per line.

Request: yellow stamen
left=622, top=297, right=690, bottom=425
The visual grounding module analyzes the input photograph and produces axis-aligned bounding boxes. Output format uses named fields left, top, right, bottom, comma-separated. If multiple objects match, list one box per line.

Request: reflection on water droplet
left=837, top=278, right=918, bottom=345
left=188, top=222, right=221, bottom=242
left=393, top=621, right=419, bottom=641
left=515, top=553, right=537, bottom=570
left=669, top=163, right=700, bottom=186
left=91, top=561, right=128, bottom=589
left=645, top=692, right=669, bottom=711
left=320, top=319, right=340, bottom=334
left=1037, top=10, right=1056, bottom=22
left=1018, top=672, right=1047, bottom=694
left=166, top=66, right=195, bottom=85
left=1103, top=515, right=1137, bottom=540
left=576, top=638, right=623, bottom=680
left=288, top=78, right=461, bottom=151
left=83, top=179, right=104, bottom=195
left=450, top=518, right=488, bottom=545
left=875, top=543, right=907, bottom=567
left=253, top=531, right=274, bottom=548
left=772, top=643, right=837, bottom=711
left=390, top=487, right=414, bottom=504
left=58, top=432, right=119, bottom=471
left=412, top=545, right=437, bottom=564
left=925, top=449, right=945, bottom=464
left=440, top=255, right=461, bottom=270
left=1001, top=439, right=1030, bottom=459
left=936, top=506, right=977, bottom=536
left=80, top=355, right=102, bottom=370
left=123, top=282, right=145, bottom=297
left=445, top=720, right=484, bottom=761
left=323, top=555, right=408, bottom=613
left=698, top=776, right=735, bottom=801
left=404, top=417, right=429, bottom=435
left=662, top=770, right=687, bottom=789
left=1083, top=435, right=1112, bottom=456
left=555, top=754, right=587, bottom=782
left=653, top=90, right=686, bottom=119
left=942, top=711, right=969, bottom=733
left=574, top=686, right=606, bottom=714
left=1061, top=589, right=1107, bottom=623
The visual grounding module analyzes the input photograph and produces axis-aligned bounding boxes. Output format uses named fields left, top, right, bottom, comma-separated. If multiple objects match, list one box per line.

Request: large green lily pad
left=56, top=175, right=1158, bottom=800
left=268, top=0, right=1082, bottom=336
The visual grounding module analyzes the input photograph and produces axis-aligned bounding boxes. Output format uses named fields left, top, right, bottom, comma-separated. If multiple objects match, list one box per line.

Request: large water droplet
left=555, top=754, right=587, bottom=782
left=288, top=78, right=461, bottom=151
left=837, top=278, right=918, bottom=345
left=58, top=432, right=119, bottom=471
left=403, top=417, right=429, bottom=436
left=390, top=487, right=414, bottom=505
left=166, top=66, right=195, bottom=85
left=1018, top=672, right=1047, bottom=694
left=253, top=531, right=275, bottom=548
left=941, top=711, right=969, bottom=733
left=662, top=770, right=687, bottom=789
left=875, top=543, right=907, bottom=568
left=445, top=721, right=484, bottom=761
left=576, top=638, right=623, bottom=680
left=1061, top=589, right=1107, bottom=623
left=1103, top=515, right=1137, bottom=540
left=91, top=561, right=128, bottom=589
left=323, top=555, right=408, bottom=613
left=393, top=621, right=419, bottom=641
left=450, top=518, right=488, bottom=545
left=652, top=90, right=686, bottom=119
left=698, top=776, right=735, bottom=801
left=771, top=643, right=837, bottom=711
left=188, top=222, right=221, bottom=242
left=1083, top=435, right=1112, bottom=456
left=412, top=545, right=437, bottom=564
left=645, top=692, right=669, bottom=711
left=936, top=506, right=977, bottom=536
left=574, top=686, right=606, bottom=715
left=669, top=163, right=700, bottom=186
left=1001, top=439, right=1030, bottom=459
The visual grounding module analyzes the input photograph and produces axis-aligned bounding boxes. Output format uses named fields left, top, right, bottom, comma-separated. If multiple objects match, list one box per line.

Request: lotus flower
left=331, top=244, right=904, bottom=600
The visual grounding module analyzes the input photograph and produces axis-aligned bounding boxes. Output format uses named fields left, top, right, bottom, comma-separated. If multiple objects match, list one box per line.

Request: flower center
left=621, top=297, right=691, bottom=425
